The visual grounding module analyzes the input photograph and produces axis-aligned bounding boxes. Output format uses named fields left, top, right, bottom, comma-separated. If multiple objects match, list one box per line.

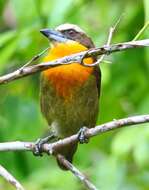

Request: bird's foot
left=33, top=133, right=57, bottom=156
left=78, top=126, right=89, bottom=144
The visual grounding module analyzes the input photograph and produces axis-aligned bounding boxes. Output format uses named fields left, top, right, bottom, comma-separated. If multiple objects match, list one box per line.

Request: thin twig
left=0, top=39, right=149, bottom=84
left=87, top=26, right=114, bottom=67
left=83, top=15, right=124, bottom=67
left=0, top=114, right=149, bottom=153
left=133, top=20, right=149, bottom=41
left=0, top=164, right=25, bottom=190
left=19, top=47, right=49, bottom=70
left=57, top=154, right=98, bottom=190
left=88, top=26, right=113, bottom=67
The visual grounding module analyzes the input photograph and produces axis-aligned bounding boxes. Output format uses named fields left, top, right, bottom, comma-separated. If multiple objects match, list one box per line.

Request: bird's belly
left=43, top=63, right=93, bottom=99
left=40, top=74, right=99, bottom=138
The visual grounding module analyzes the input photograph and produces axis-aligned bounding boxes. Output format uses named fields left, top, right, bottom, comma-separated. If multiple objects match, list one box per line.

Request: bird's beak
left=40, top=29, right=67, bottom=42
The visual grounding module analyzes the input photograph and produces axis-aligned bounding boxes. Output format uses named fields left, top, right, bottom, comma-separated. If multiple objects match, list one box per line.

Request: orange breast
left=42, top=41, right=94, bottom=99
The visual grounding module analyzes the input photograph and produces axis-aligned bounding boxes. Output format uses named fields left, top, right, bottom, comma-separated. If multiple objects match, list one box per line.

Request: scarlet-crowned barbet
left=40, top=23, right=101, bottom=170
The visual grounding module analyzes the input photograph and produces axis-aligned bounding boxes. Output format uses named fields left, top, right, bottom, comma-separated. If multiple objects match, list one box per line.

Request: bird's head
left=40, top=23, right=95, bottom=48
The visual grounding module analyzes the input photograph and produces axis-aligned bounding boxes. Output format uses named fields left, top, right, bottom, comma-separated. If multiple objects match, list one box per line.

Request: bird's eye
left=67, top=29, right=76, bottom=36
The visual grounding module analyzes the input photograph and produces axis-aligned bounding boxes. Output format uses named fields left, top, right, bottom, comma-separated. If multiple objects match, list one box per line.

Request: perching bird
left=39, top=23, right=101, bottom=170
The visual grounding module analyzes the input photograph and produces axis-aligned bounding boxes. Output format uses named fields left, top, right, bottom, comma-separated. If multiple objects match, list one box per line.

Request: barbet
left=40, top=23, right=101, bottom=170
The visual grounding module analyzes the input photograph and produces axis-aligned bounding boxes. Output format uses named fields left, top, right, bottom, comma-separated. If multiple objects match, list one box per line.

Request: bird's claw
left=78, top=126, right=89, bottom=144
left=33, top=133, right=57, bottom=156
left=33, top=138, right=44, bottom=156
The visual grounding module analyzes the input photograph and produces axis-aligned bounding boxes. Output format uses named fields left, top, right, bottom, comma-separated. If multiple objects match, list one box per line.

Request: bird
left=39, top=23, right=101, bottom=170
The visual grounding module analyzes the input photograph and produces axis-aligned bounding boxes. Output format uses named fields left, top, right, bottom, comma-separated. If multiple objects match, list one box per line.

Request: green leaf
left=93, top=156, right=127, bottom=190
left=144, top=0, right=149, bottom=21
left=10, top=0, right=39, bottom=28
left=133, top=139, right=149, bottom=168
left=112, top=127, right=142, bottom=158
left=48, top=0, right=74, bottom=26
left=0, top=0, right=6, bottom=17
left=0, top=39, right=18, bottom=70
left=0, top=30, right=16, bottom=47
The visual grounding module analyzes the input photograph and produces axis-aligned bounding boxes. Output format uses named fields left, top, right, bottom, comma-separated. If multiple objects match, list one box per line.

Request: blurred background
left=0, top=0, right=149, bottom=189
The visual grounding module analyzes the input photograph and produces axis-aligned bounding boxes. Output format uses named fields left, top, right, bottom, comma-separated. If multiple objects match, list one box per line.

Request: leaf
left=0, top=30, right=16, bottom=48
left=10, top=0, right=38, bottom=28
left=111, top=127, right=142, bottom=158
left=133, top=139, right=149, bottom=168
left=144, top=0, right=149, bottom=21
left=93, top=156, right=127, bottom=190
left=47, top=0, right=74, bottom=26
left=0, top=39, right=18, bottom=70
left=0, top=0, right=7, bottom=17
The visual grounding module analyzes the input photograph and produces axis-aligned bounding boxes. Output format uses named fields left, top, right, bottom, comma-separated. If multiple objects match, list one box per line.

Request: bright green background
left=0, top=0, right=149, bottom=189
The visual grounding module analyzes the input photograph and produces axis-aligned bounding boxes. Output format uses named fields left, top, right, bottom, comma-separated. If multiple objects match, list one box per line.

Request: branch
left=0, top=114, right=149, bottom=153
left=19, top=47, right=49, bottom=70
left=0, top=115, right=148, bottom=190
left=88, top=13, right=123, bottom=66
left=0, top=39, right=149, bottom=84
left=0, top=164, right=25, bottom=190
left=57, top=154, right=98, bottom=190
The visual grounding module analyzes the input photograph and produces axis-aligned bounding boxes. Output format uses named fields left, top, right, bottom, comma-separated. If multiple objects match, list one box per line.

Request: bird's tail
left=56, top=142, right=78, bottom=170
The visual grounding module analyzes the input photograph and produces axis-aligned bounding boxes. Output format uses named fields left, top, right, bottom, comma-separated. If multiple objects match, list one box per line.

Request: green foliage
left=0, top=0, right=149, bottom=189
